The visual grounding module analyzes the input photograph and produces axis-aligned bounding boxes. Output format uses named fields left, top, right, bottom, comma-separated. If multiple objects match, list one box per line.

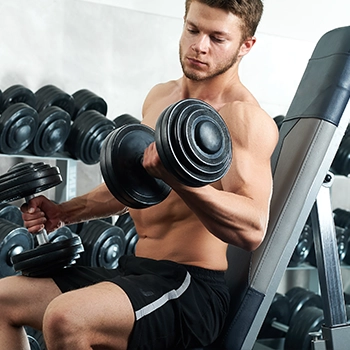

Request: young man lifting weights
left=0, top=0, right=278, bottom=349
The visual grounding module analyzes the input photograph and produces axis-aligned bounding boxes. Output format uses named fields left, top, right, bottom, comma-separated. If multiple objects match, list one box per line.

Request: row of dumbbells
left=0, top=84, right=140, bottom=164
left=288, top=207, right=350, bottom=268
left=0, top=202, right=138, bottom=279
left=259, top=286, right=350, bottom=350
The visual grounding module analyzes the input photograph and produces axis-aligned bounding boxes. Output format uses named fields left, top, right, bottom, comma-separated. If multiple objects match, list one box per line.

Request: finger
left=22, top=207, right=46, bottom=221
left=24, top=216, right=46, bottom=233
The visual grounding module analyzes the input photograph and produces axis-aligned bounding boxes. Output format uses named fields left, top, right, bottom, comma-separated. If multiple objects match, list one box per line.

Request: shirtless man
left=0, top=1, right=278, bottom=349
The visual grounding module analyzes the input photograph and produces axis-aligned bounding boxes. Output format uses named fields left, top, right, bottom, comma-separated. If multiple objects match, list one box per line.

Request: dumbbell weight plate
left=35, top=85, right=75, bottom=116
left=115, top=213, right=138, bottom=255
left=100, top=124, right=171, bottom=208
left=29, top=106, right=71, bottom=156
left=126, top=231, right=138, bottom=255
left=82, top=117, right=116, bottom=165
left=286, top=287, right=323, bottom=324
left=48, top=226, right=75, bottom=243
left=259, top=293, right=290, bottom=339
left=0, top=162, right=62, bottom=203
left=284, top=306, right=324, bottom=350
left=66, top=110, right=116, bottom=164
left=0, top=89, right=3, bottom=111
left=1, top=85, right=36, bottom=112
left=72, top=89, right=108, bottom=121
left=155, top=99, right=232, bottom=187
left=12, top=236, right=84, bottom=277
left=0, top=162, right=85, bottom=276
left=289, top=221, right=313, bottom=267
left=115, top=212, right=132, bottom=227
left=113, top=114, right=140, bottom=128
left=0, top=220, right=34, bottom=278
left=0, top=103, right=39, bottom=154
left=0, top=203, right=24, bottom=226
left=79, top=220, right=126, bottom=268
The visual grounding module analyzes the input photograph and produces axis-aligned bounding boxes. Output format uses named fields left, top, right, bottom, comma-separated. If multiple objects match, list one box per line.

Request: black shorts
left=51, top=255, right=230, bottom=350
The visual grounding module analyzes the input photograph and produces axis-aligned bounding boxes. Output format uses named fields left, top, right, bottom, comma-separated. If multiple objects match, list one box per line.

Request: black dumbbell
left=65, top=110, right=116, bottom=164
left=48, top=226, right=76, bottom=243
left=289, top=217, right=314, bottom=267
left=260, top=287, right=323, bottom=350
left=0, top=102, right=39, bottom=154
left=35, top=85, right=75, bottom=117
left=332, top=208, right=350, bottom=265
left=113, top=113, right=140, bottom=129
left=100, top=98, right=232, bottom=209
left=28, top=106, right=71, bottom=156
left=0, top=203, right=24, bottom=226
left=72, top=89, right=108, bottom=121
left=0, top=218, right=34, bottom=278
left=0, top=162, right=84, bottom=277
left=115, top=212, right=138, bottom=255
left=78, top=219, right=125, bottom=268
left=0, top=84, right=36, bottom=112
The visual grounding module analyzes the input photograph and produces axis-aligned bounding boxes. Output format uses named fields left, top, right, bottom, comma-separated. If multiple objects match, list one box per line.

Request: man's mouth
left=187, top=57, right=207, bottom=67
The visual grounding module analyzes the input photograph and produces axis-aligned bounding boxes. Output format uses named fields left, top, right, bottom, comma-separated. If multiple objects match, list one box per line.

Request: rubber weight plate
left=12, top=236, right=84, bottom=277
left=35, top=85, right=75, bottom=116
left=0, top=89, right=3, bottom=112
left=29, top=106, right=71, bottom=156
left=115, top=212, right=138, bottom=255
left=66, top=110, right=116, bottom=164
left=100, top=124, right=171, bottom=208
left=48, top=226, right=75, bottom=243
left=72, top=89, right=107, bottom=121
left=80, top=220, right=126, bottom=268
left=286, top=287, right=323, bottom=324
left=1, top=84, right=36, bottom=112
left=0, top=219, right=34, bottom=278
left=0, top=102, right=39, bottom=154
left=0, top=203, right=24, bottom=226
left=155, top=98, right=232, bottom=187
left=284, top=306, right=324, bottom=350
left=113, top=114, right=140, bottom=129
left=0, top=162, right=62, bottom=203
left=289, top=220, right=313, bottom=267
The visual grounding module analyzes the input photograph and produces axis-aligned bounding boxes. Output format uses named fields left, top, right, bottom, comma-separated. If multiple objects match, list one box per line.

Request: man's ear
left=239, top=37, right=256, bottom=57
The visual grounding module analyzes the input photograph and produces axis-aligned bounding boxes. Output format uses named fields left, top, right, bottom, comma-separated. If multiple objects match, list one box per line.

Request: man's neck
left=179, top=67, right=241, bottom=109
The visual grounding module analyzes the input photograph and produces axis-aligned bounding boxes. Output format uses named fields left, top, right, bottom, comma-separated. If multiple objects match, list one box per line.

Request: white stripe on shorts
left=135, top=271, right=191, bottom=321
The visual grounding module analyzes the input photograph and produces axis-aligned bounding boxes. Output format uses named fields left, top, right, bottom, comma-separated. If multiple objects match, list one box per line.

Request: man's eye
left=211, top=37, right=224, bottom=43
left=187, top=28, right=198, bottom=34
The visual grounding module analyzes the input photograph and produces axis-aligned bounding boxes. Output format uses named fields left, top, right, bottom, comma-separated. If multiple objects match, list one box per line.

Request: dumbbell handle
left=271, top=320, right=289, bottom=333
left=25, top=195, right=50, bottom=245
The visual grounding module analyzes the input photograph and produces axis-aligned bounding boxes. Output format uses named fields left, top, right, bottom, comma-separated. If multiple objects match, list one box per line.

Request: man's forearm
left=58, top=183, right=126, bottom=225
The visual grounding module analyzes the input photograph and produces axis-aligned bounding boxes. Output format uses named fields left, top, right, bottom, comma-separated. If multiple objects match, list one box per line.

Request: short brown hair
left=184, top=0, right=263, bottom=41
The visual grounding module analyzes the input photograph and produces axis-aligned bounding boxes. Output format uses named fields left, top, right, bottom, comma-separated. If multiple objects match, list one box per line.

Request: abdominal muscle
left=129, top=191, right=229, bottom=271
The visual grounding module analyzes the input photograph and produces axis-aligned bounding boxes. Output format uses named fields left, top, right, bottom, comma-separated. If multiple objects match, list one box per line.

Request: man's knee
left=43, top=295, right=77, bottom=337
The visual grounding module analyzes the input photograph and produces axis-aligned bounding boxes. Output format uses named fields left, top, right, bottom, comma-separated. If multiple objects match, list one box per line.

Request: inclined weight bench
left=190, top=26, right=350, bottom=350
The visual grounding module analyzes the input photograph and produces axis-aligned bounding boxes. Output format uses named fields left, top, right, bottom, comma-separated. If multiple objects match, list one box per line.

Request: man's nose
left=191, top=35, right=209, bottom=54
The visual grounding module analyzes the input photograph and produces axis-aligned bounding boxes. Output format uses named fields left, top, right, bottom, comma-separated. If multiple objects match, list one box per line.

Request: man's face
left=179, top=1, right=244, bottom=81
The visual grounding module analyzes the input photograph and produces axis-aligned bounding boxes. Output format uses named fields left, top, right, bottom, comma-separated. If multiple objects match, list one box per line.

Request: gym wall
left=0, top=0, right=349, bottom=199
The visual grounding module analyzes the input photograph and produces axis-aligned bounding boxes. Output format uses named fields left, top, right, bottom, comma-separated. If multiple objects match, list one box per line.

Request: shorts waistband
left=179, top=264, right=226, bottom=282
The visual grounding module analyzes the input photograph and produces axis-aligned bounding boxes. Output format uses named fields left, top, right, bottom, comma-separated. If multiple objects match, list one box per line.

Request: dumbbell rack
left=301, top=173, right=350, bottom=349
left=0, top=152, right=78, bottom=203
